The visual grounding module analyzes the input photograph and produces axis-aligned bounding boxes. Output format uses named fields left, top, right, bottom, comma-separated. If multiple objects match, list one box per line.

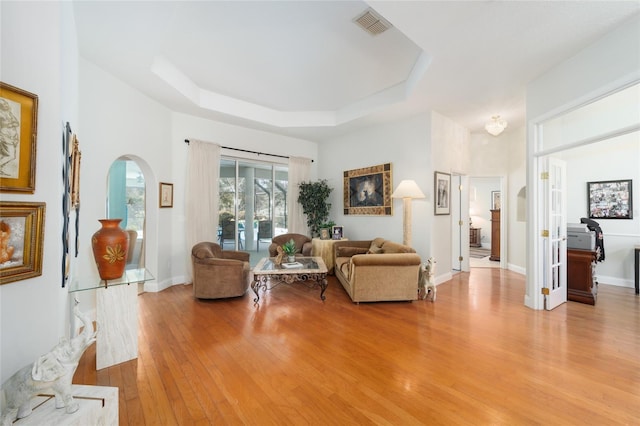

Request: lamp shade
left=392, top=180, right=425, bottom=199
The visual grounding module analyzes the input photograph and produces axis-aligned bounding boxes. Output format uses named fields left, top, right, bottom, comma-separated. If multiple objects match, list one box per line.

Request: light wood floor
left=74, top=269, right=640, bottom=425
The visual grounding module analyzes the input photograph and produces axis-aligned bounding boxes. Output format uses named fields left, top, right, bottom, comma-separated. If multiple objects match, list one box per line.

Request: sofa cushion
left=336, top=246, right=369, bottom=258
left=368, top=237, right=386, bottom=254
left=193, top=243, right=222, bottom=259
left=381, top=240, right=415, bottom=254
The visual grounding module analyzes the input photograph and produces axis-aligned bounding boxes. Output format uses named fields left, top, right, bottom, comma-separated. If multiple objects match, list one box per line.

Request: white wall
left=1, top=2, right=70, bottom=383
left=560, top=132, right=640, bottom=287
left=76, top=58, right=172, bottom=295
left=317, top=113, right=432, bottom=258
left=317, top=111, right=470, bottom=283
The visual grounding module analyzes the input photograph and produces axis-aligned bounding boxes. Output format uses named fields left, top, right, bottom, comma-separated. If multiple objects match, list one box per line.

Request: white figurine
left=418, top=257, right=437, bottom=302
left=0, top=302, right=96, bottom=425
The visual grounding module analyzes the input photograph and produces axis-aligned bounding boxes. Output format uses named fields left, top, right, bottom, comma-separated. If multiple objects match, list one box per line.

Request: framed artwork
left=332, top=226, right=343, bottom=240
left=343, top=163, right=392, bottom=216
left=0, top=201, right=46, bottom=284
left=434, top=171, right=451, bottom=215
left=491, top=190, right=501, bottom=210
left=0, top=82, right=39, bottom=193
left=587, top=179, right=633, bottom=219
left=70, top=134, right=81, bottom=208
left=159, top=182, right=174, bottom=208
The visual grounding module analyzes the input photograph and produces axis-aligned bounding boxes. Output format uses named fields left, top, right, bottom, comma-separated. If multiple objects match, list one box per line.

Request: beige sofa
left=333, top=238, right=421, bottom=303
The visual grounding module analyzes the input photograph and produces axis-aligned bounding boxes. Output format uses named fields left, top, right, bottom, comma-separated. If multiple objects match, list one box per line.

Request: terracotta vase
left=91, top=219, right=129, bottom=280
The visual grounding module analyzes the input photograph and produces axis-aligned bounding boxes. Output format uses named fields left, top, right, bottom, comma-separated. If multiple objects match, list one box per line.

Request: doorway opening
left=107, top=157, right=146, bottom=291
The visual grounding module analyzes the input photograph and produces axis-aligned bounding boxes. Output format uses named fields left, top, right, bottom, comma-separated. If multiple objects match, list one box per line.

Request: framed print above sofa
left=343, top=163, right=392, bottom=216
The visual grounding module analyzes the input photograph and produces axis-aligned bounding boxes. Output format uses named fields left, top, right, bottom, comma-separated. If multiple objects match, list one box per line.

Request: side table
left=311, top=237, right=347, bottom=274
left=469, top=227, right=481, bottom=247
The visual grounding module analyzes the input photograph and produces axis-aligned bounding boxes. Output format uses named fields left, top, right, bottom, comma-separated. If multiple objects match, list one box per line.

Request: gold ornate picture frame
left=343, top=163, right=392, bottom=216
left=0, top=201, right=46, bottom=284
left=0, top=82, right=38, bottom=193
left=160, top=182, right=173, bottom=208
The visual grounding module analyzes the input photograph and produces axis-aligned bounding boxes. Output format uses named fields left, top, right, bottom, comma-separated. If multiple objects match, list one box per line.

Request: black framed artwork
left=587, top=179, right=632, bottom=219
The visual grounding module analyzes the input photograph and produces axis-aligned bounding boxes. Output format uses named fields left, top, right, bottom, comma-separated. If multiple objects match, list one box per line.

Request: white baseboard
left=143, top=276, right=188, bottom=293
left=595, top=275, right=634, bottom=289
left=435, top=271, right=452, bottom=286
left=508, top=263, right=526, bottom=275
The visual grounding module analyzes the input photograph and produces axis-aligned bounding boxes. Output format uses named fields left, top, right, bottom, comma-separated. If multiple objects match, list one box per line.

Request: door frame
left=526, top=79, right=640, bottom=310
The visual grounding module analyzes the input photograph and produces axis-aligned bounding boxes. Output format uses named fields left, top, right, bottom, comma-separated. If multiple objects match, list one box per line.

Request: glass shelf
left=68, top=268, right=154, bottom=293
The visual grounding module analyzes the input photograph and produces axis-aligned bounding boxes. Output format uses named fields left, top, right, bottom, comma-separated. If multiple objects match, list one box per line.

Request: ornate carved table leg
left=251, top=275, right=263, bottom=304
left=317, top=273, right=328, bottom=301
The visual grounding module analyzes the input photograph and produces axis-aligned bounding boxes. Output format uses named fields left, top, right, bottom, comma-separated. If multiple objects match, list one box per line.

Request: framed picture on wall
left=0, top=82, right=39, bottom=193
left=434, top=171, right=451, bottom=215
left=0, top=201, right=46, bottom=284
left=343, top=163, right=392, bottom=216
left=159, top=182, right=173, bottom=208
left=587, top=179, right=633, bottom=219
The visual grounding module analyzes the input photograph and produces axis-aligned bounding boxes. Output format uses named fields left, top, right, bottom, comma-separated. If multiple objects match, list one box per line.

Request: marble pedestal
left=96, top=283, right=138, bottom=370
left=15, top=385, right=118, bottom=425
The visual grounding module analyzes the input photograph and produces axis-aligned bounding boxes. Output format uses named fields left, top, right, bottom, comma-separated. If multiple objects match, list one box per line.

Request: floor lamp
left=391, top=180, right=425, bottom=247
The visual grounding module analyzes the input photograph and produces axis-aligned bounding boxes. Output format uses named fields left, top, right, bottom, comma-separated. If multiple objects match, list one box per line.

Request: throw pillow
left=368, top=237, right=386, bottom=254
left=336, top=246, right=369, bottom=257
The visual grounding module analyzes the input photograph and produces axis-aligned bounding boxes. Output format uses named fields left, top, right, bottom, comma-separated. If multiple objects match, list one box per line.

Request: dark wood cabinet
left=567, top=249, right=597, bottom=305
left=490, top=209, right=500, bottom=261
left=470, top=228, right=481, bottom=247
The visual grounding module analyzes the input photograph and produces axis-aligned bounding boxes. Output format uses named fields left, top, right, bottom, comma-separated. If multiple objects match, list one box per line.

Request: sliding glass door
left=218, top=158, right=288, bottom=252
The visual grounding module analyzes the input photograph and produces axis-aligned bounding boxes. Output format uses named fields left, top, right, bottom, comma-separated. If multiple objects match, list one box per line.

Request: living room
left=1, top=2, right=639, bottom=423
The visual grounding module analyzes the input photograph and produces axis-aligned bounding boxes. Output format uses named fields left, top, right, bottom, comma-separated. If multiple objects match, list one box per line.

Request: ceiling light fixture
left=485, top=115, right=508, bottom=136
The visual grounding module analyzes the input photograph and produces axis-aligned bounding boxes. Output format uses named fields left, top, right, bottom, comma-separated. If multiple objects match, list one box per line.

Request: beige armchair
left=191, top=242, right=250, bottom=299
left=268, top=233, right=312, bottom=257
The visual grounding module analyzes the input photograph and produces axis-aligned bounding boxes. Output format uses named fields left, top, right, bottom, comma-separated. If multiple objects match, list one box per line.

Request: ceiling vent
left=354, top=8, right=392, bottom=36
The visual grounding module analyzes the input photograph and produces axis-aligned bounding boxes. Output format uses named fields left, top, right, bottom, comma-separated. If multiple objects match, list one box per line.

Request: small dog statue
left=418, top=257, right=436, bottom=302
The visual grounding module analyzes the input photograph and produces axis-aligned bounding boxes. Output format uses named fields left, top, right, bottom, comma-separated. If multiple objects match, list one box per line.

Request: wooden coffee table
left=251, top=257, right=328, bottom=303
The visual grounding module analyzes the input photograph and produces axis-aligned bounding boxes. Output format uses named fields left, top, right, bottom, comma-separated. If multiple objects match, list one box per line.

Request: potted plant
left=298, top=179, right=333, bottom=237
left=281, top=239, right=297, bottom=263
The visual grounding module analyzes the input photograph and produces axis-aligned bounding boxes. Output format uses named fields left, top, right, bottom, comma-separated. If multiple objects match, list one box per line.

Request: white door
left=540, top=157, right=567, bottom=310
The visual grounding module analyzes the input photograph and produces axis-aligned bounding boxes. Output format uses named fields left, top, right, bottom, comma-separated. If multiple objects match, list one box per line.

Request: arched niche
left=517, top=186, right=526, bottom=222
left=107, top=156, right=151, bottom=272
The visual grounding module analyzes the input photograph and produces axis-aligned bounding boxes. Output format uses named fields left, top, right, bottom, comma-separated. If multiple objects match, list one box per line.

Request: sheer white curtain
left=185, top=140, right=220, bottom=282
left=287, top=156, right=312, bottom=234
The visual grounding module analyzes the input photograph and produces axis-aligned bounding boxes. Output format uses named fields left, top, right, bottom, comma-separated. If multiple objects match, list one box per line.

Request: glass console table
left=68, top=268, right=155, bottom=292
left=69, top=268, right=155, bottom=370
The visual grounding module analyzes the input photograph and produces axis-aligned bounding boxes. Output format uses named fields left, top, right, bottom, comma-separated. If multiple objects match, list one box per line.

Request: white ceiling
left=73, top=1, right=640, bottom=143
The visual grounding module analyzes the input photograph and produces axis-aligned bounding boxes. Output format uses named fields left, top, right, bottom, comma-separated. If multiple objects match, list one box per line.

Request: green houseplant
left=298, top=179, right=333, bottom=237
left=281, top=239, right=297, bottom=262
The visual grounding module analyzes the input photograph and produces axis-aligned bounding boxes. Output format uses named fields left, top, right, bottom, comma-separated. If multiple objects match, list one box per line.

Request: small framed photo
left=0, top=82, right=39, bottom=193
left=0, top=201, right=46, bottom=284
left=159, top=182, right=173, bottom=208
left=491, top=190, right=501, bottom=210
left=434, top=171, right=451, bottom=215
left=332, top=226, right=343, bottom=240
